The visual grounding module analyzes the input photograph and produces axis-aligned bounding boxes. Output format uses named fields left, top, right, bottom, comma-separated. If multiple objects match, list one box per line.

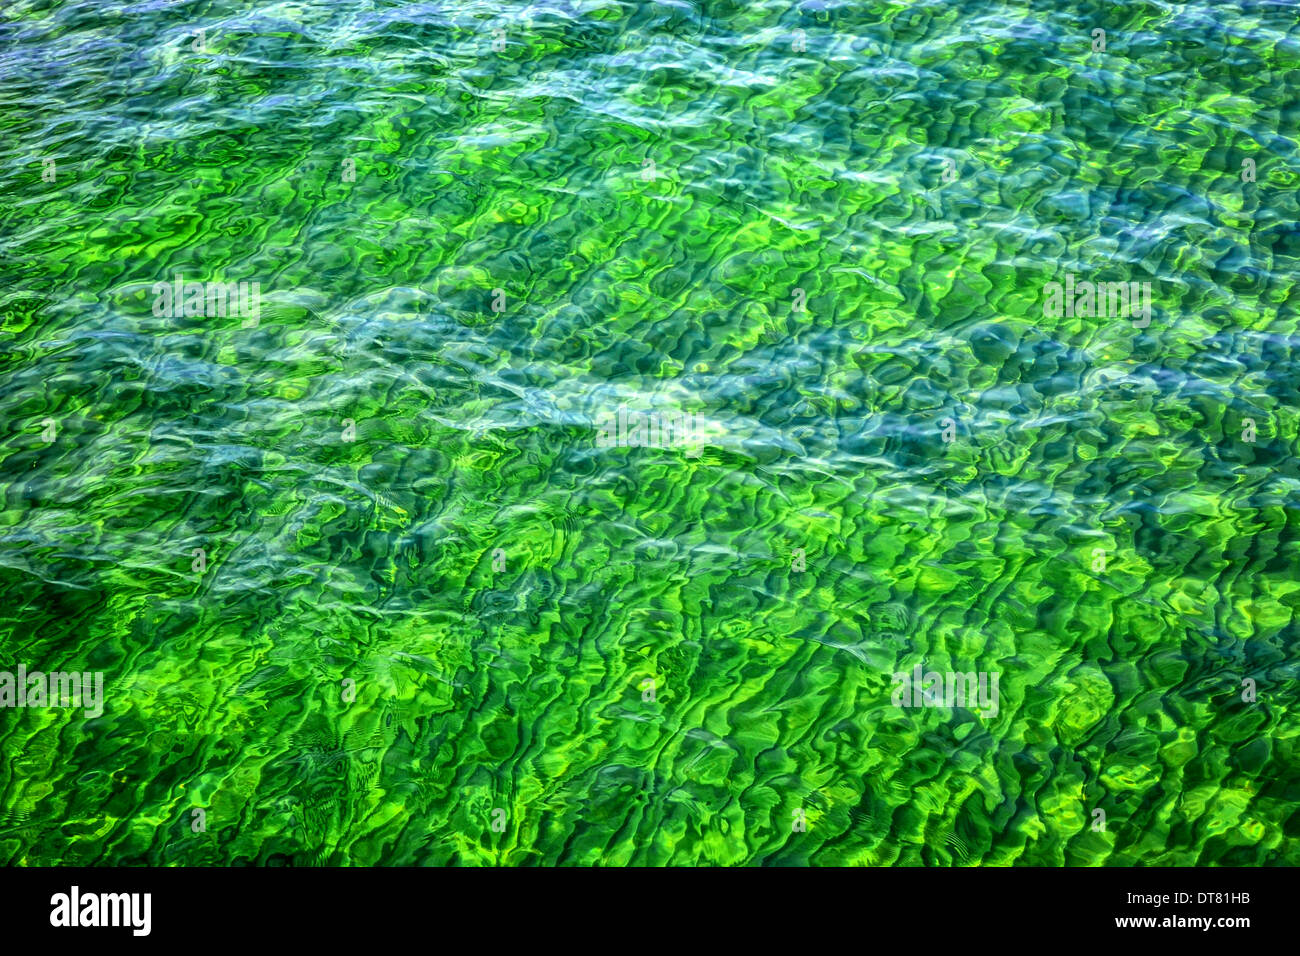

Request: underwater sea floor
left=1, top=0, right=1298, bottom=865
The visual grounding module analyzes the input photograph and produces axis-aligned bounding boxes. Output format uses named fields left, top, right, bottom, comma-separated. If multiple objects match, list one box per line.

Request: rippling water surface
left=1, top=0, right=1298, bottom=865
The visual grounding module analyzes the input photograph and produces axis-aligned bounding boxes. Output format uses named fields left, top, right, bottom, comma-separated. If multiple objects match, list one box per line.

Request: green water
left=1, top=0, right=1298, bottom=866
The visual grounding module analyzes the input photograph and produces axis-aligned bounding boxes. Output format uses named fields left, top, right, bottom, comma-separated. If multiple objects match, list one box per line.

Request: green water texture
left=1, top=0, right=1299, bottom=865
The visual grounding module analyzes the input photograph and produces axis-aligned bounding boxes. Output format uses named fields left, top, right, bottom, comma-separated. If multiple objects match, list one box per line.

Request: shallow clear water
left=1, top=0, right=1298, bottom=865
